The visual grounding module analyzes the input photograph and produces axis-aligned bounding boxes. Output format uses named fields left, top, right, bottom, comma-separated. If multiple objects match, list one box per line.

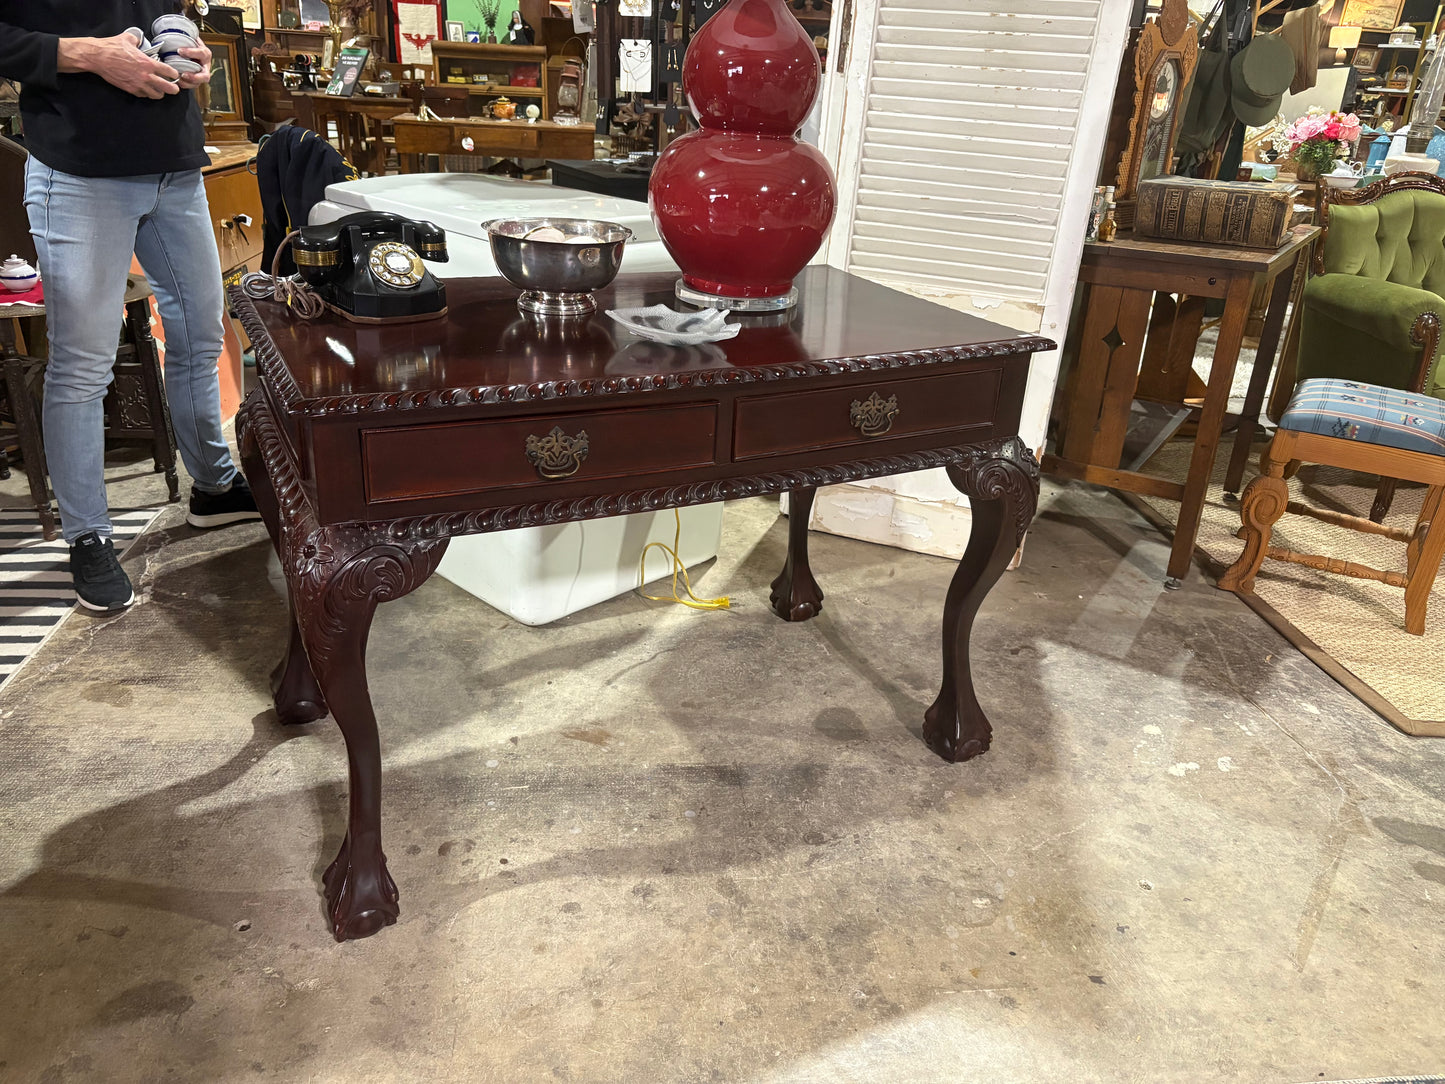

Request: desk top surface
left=390, top=114, right=594, bottom=133
left=1083, top=223, right=1320, bottom=274
left=204, top=143, right=257, bottom=174
left=300, top=92, right=415, bottom=110
left=237, top=265, right=1054, bottom=416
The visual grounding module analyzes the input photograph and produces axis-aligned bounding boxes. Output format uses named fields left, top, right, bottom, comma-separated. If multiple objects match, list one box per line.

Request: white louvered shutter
left=805, top=0, right=1130, bottom=558
left=844, top=0, right=1103, bottom=310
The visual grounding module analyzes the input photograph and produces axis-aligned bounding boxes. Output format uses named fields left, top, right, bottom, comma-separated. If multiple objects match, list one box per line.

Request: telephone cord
left=239, top=230, right=327, bottom=320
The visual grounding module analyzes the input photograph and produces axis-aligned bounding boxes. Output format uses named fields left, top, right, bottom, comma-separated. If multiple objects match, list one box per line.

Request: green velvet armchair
left=1297, top=171, right=1445, bottom=518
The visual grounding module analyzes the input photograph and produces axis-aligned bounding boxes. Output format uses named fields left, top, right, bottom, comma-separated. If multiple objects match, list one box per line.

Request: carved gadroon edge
left=946, top=436, right=1041, bottom=546
left=228, top=287, right=1056, bottom=419
left=239, top=388, right=1038, bottom=554
left=381, top=435, right=1041, bottom=545
left=237, top=394, right=447, bottom=679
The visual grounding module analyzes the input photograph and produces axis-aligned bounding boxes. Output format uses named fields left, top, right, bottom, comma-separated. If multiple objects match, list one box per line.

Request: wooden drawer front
left=362, top=404, right=718, bottom=504
left=732, top=369, right=1001, bottom=461
left=457, top=125, right=540, bottom=155
left=205, top=165, right=264, bottom=273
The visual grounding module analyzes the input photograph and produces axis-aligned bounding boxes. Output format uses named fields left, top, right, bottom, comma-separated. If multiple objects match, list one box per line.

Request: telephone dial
left=291, top=211, right=449, bottom=323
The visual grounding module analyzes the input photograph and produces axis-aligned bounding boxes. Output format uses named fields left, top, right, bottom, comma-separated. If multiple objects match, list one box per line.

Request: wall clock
left=1112, top=0, right=1198, bottom=230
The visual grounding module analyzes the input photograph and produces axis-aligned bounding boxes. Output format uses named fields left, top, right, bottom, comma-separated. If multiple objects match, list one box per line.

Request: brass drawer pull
left=849, top=392, right=899, bottom=437
left=525, top=426, right=590, bottom=479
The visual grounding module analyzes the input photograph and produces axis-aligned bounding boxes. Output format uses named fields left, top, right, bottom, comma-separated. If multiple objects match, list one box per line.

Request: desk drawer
left=455, top=125, right=540, bottom=155
left=732, top=369, right=1001, bottom=461
left=362, top=403, right=718, bottom=504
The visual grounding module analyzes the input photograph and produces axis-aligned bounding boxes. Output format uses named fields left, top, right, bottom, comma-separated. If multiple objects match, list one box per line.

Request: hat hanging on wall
left=1230, top=32, right=1295, bottom=126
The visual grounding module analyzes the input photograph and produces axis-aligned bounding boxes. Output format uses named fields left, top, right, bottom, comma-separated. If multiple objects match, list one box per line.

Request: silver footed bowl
left=481, top=217, right=633, bottom=317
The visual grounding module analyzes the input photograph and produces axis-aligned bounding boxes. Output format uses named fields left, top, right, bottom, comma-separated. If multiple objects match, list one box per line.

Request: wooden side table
left=1044, top=225, right=1319, bottom=586
left=392, top=115, right=595, bottom=173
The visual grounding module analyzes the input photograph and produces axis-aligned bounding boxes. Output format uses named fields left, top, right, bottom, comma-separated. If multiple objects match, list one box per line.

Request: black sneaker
left=187, top=474, right=263, bottom=529
left=69, top=532, right=135, bottom=613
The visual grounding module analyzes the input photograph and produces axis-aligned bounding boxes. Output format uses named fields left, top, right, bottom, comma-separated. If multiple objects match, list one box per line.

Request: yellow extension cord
left=638, top=509, right=731, bottom=611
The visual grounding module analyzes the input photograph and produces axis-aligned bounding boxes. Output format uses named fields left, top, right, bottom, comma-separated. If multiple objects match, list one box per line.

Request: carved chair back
left=1315, top=170, right=1445, bottom=281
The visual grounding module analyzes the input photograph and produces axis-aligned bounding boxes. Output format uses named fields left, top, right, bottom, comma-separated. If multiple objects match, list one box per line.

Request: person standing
left=0, top=1, right=261, bottom=614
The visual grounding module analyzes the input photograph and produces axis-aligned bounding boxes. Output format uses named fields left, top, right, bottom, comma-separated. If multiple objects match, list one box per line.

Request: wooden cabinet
left=430, top=42, right=551, bottom=118
left=203, top=145, right=265, bottom=276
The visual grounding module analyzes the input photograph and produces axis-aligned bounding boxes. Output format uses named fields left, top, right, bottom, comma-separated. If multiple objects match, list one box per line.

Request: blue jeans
left=24, top=160, right=237, bottom=543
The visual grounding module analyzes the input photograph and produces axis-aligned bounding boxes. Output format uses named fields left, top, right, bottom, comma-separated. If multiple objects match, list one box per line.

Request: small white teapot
left=0, top=254, right=38, bottom=292
left=1322, top=160, right=1366, bottom=189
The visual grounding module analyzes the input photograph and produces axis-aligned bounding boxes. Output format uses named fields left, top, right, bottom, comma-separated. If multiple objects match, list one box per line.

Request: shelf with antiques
left=263, top=25, right=333, bottom=56
left=430, top=41, right=551, bottom=116
left=593, top=0, right=701, bottom=156
left=1347, top=6, right=1445, bottom=121
left=787, top=0, right=831, bottom=61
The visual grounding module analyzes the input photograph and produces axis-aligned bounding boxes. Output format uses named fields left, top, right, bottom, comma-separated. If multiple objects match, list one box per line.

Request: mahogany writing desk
left=232, top=266, right=1053, bottom=941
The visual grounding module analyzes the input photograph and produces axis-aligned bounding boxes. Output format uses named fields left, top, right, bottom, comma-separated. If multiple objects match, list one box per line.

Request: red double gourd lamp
left=648, top=0, right=838, bottom=311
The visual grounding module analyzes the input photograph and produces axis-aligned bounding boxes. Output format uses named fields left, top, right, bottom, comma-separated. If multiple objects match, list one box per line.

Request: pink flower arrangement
left=1283, top=110, right=1362, bottom=177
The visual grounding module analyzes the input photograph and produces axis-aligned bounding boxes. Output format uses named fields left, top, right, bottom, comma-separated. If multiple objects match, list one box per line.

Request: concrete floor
left=1, top=451, right=1443, bottom=1084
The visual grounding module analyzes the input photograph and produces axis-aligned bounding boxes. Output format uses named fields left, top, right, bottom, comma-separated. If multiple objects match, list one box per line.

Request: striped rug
left=0, top=507, right=163, bottom=691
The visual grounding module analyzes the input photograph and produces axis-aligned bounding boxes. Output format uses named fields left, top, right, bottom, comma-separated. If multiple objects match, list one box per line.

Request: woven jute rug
left=1133, top=439, right=1445, bottom=736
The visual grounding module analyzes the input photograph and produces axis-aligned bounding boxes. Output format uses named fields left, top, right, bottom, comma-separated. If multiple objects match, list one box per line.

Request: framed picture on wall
left=1353, top=44, right=1381, bottom=71
left=231, top=0, right=262, bottom=29
left=201, top=34, right=244, bottom=120
left=445, top=20, right=465, bottom=40
left=393, top=0, right=443, bottom=67
left=1339, top=0, right=1405, bottom=31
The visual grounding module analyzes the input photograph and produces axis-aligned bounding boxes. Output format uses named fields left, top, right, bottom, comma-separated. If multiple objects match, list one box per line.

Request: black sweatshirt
left=0, top=1, right=208, bottom=178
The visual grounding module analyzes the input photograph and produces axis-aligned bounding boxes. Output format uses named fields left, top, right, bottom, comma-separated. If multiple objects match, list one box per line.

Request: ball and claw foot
left=323, top=834, right=400, bottom=942
left=769, top=566, right=824, bottom=622
left=922, top=699, right=991, bottom=763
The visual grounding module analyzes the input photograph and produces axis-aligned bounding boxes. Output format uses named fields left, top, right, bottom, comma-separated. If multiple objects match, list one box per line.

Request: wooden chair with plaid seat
left=1219, top=378, right=1445, bottom=635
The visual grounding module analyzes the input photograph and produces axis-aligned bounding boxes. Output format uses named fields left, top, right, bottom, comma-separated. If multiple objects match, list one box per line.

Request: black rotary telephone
left=291, top=211, right=449, bottom=323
